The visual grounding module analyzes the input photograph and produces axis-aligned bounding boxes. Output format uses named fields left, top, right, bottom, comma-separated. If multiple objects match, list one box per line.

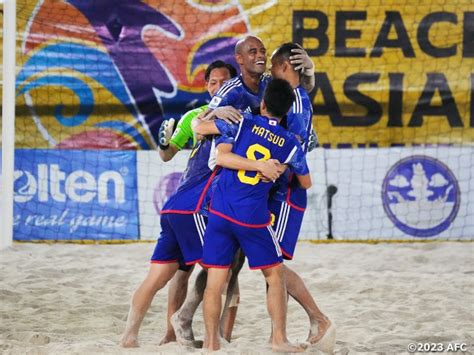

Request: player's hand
left=158, top=118, right=176, bottom=149
left=290, top=44, right=314, bottom=74
left=203, top=106, right=242, bottom=124
left=258, top=159, right=286, bottom=182
left=307, top=129, right=318, bottom=152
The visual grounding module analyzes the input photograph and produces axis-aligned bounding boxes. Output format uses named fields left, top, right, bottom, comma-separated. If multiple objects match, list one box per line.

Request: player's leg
left=171, top=267, right=207, bottom=347
left=170, top=212, right=208, bottom=346
left=220, top=248, right=245, bottom=341
left=270, top=199, right=335, bottom=351
left=260, top=264, right=303, bottom=353
left=235, top=224, right=304, bottom=352
left=203, top=267, right=230, bottom=350
left=120, top=262, right=180, bottom=347
left=201, top=214, right=239, bottom=351
left=120, top=214, right=187, bottom=347
left=284, top=265, right=333, bottom=342
left=159, top=265, right=194, bottom=345
left=173, top=250, right=243, bottom=345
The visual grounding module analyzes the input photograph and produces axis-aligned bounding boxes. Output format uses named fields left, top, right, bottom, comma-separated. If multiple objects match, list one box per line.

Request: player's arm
left=158, top=118, right=179, bottom=162
left=290, top=44, right=315, bottom=92
left=198, top=106, right=242, bottom=124
left=192, top=118, right=220, bottom=136
left=216, top=143, right=284, bottom=182
left=296, top=173, right=312, bottom=189
left=195, top=117, right=285, bottom=181
left=192, top=110, right=242, bottom=137
left=287, top=144, right=312, bottom=189
left=159, top=108, right=203, bottom=161
left=158, top=141, right=179, bottom=162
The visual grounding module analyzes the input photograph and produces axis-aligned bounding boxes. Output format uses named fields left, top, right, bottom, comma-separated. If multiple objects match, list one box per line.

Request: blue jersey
left=271, top=86, right=315, bottom=209
left=200, top=73, right=271, bottom=215
left=209, top=113, right=309, bottom=227
left=208, top=74, right=271, bottom=114
left=161, top=137, right=218, bottom=213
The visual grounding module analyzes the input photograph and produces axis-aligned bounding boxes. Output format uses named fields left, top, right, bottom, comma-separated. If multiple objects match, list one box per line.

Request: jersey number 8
left=237, top=144, right=271, bottom=185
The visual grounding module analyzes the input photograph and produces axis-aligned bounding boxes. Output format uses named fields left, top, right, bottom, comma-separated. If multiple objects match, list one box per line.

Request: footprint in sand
left=29, top=333, right=51, bottom=345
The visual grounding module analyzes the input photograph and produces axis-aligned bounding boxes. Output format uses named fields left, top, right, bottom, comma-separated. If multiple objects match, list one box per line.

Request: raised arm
left=290, top=44, right=315, bottom=92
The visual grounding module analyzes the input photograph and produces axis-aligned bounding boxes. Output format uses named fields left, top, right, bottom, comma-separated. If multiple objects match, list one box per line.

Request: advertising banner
left=3, top=1, right=471, bottom=149
left=137, top=150, right=189, bottom=241
left=11, top=150, right=139, bottom=241
left=325, top=147, right=474, bottom=239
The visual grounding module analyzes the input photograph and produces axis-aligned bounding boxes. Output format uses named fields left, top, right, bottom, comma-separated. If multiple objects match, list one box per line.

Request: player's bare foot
left=119, top=334, right=139, bottom=348
left=307, top=316, right=331, bottom=343
left=308, top=318, right=336, bottom=354
left=272, top=340, right=305, bottom=353
left=170, top=312, right=203, bottom=348
left=158, top=331, right=176, bottom=345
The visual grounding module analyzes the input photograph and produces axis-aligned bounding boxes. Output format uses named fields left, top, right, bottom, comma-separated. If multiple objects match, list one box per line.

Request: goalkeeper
left=154, top=60, right=238, bottom=345
left=158, top=61, right=238, bottom=162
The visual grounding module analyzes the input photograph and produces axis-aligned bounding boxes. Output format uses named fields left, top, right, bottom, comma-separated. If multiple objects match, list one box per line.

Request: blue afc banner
left=11, top=149, right=139, bottom=241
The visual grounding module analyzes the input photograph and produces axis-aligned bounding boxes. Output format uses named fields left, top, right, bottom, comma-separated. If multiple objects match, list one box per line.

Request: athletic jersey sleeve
left=170, top=105, right=208, bottom=149
left=214, top=113, right=252, bottom=146
left=286, top=88, right=313, bottom=144
left=214, top=119, right=238, bottom=137
left=209, top=90, right=239, bottom=110
left=286, top=142, right=309, bottom=176
left=208, top=78, right=241, bottom=110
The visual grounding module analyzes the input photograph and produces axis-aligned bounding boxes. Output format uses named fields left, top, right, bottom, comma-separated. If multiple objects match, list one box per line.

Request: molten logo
left=14, top=164, right=125, bottom=204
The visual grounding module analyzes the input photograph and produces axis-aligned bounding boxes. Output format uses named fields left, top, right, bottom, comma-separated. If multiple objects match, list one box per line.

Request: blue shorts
left=202, top=213, right=282, bottom=270
left=151, top=213, right=207, bottom=267
left=268, top=200, right=305, bottom=260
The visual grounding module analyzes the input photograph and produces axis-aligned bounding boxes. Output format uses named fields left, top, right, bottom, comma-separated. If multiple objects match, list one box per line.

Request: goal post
left=1, top=0, right=16, bottom=250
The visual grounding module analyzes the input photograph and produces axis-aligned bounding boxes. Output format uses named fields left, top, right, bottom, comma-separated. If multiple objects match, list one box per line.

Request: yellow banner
left=243, top=0, right=473, bottom=146
left=2, top=0, right=473, bottom=148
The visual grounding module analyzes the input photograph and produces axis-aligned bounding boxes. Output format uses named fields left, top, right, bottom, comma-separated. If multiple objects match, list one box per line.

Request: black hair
left=271, top=42, right=300, bottom=69
left=204, top=60, right=238, bottom=81
left=263, top=78, right=295, bottom=119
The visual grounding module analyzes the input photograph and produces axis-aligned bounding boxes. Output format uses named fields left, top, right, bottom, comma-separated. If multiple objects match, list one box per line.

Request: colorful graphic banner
left=12, top=0, right=248, bottom=149
left=11, top=150, right=139, bottom=241
left=2, top=1, right=471, bottom=148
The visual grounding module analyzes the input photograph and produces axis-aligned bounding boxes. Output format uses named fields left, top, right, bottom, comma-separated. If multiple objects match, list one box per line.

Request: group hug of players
left=120, top=36, right=335, bottom=353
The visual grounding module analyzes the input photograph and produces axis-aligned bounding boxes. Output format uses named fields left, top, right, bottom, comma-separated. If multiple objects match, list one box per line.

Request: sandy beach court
left=0, top=241, right=472, bottom=354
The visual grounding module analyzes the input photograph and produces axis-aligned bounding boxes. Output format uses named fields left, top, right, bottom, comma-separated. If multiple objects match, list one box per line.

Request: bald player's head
left=235, top=35, right=264, bottom=54
left=234, top=35, right=267, bottom=76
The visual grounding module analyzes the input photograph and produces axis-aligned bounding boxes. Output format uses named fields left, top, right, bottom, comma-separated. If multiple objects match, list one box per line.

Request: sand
left=0, top=241, right=473, bottom=354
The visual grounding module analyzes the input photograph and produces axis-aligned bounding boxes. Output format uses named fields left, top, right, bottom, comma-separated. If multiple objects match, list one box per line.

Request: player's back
left=210, top=114, right=301, bottom=227
left=272, top=86, right=314, bottom=209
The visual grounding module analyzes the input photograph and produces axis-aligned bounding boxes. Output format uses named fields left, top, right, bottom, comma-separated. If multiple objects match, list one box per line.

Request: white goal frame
left=1, top=0, right=17, bottom=249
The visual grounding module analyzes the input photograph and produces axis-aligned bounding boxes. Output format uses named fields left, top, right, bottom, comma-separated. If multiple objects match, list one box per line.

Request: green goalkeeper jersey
left=169, top=104, right=209, bottom=150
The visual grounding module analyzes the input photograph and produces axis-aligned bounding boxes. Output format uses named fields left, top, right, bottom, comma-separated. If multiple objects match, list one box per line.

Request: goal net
left=1, top=0, right=473, bottom=242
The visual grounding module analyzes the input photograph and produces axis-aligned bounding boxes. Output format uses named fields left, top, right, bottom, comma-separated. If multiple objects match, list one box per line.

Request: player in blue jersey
left=193, top=79, right=311, bottom=352
left=120, top=61, right=282, bottom=348
left=155, top=60, right=239, bottom=345
left=269, top=43, right=335, bottom=353
left=205, top=35, right=315, bottom=117
left=171, top=35, right=317, bottom=345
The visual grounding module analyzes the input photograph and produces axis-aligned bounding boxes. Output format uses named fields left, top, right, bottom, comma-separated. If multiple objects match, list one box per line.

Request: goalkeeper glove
left=307, top=129, right=318, bottom=152
left=158, top=118, right=176, bottom=150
